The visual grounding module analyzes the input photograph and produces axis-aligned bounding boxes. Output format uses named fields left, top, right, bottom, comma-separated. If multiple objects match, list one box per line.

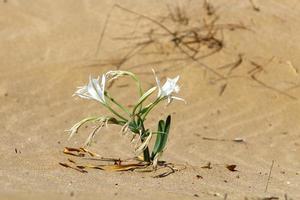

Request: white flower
left=152, top=69, right=185, bottom=104
left=74, top=75, right=106, bottom=104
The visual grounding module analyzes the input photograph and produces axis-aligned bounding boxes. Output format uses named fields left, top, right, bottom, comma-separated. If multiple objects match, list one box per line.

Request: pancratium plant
left=67, top=69, right=185, bottom=166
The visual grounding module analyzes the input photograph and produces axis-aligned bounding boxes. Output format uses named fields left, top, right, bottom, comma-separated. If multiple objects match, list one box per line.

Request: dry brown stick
left=59, top=162, right=88, bottom=173
left=115, top=4, right=174, bottom=35
left=112, top=40, right=153, bottom=71
left=95, top=4, right=148, bottom=57
left=227, top=54, right=243, bottom=75
left=95, top=5, right=115, bottom=57
left=176, top=42, right=225, bottom=79
left=153, top=165, right=176, bottom=178
left=127, top=57, right=191, bottom=70
left=265, top=160, right=275, bottom=193
left=286, top=84, right=300, bottom=92
left=202, top=137, right=226, bottom=141
left=107, top=41, right=152, bottom=89
left=219, top=83, right=227, bottom=96
left=212, top=72, right=297, bottom=100
left=194, top=44, right=223, bottom=60
left=218, top=54, right=243, bottom=75
left=249, top=0, right=260, bottom=12
left=251, top=75, right=297, bottom=100
left=203, top=0, right=215, bottom=16
left=248, top=61, right=265, bottom=75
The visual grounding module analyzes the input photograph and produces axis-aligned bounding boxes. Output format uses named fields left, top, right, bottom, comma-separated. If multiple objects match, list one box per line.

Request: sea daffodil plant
left=68, top=70, right=185, bottom=166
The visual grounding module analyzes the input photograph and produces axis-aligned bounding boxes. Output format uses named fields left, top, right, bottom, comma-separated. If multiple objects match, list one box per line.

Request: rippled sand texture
left=1, top=0, right=300, bottom=199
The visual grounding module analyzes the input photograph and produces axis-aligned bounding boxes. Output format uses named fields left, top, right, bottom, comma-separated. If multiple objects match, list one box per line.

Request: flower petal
left=75, top=75, right=106, bottom=104
left=152, top=69, right=162, bottom=97
left=171, top=96, right=186, bottom=103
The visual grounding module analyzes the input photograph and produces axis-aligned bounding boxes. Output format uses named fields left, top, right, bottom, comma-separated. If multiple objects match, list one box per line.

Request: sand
left=1, top=0, right=300, bottom=199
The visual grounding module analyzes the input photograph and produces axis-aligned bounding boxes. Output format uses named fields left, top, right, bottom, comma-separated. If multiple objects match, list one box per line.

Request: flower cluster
left=67, top=69, right=185, bottom=166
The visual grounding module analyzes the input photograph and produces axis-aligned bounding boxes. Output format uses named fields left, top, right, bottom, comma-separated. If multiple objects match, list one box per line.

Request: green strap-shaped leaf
left=132, top=86, right=157, bottom=114
left=159, top=115, right=171, bottom=151
left=151, top=120, right=165, bottom=159
left=151, top=115, right=171, bottom=160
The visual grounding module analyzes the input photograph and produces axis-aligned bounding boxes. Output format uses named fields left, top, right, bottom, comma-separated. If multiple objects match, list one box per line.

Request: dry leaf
left=261, top=197, right=279, bottom=200
left=196, top=175, right=203, bottom=179
left=232, top=138, right=245, bottom=143
left=100, top=163, right=146, bottom=171
left=59, top=162, right=88, bottom=173
left=201, top=162, right=212, bottom=169
left=63, top=147, right=100, bottom=157
left=63, top=147, right=85, bottom=157
left=79, top=147, right=100, bottom=157
left=68, top=158, right=76, bottom=163
left=219, top=83, right=227, bottom=96
left=226, top=164, right=238, bottom=172
left=76, top=164, right=103, bottom=170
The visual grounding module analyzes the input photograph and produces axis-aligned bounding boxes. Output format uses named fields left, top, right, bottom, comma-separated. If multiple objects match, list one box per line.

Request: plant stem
left=105, top=93, right=131, bottom=116
left=104, top=104, right=128, bottom=121
left=141, top=97, right=165, bottom=120
left=139, top=118, right=151, bottom=162
left=143, top=146, right=151, bottom=162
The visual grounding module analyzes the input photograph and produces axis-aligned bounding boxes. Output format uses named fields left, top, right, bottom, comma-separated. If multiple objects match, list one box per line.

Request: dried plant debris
left=265, top=160, right=275, bottom=192
left=59, top=162, right=88, bottom=173
left=94, top=2, right=246, bottom=76
left=262, top=197, right=279, bottom=200
left=196, top=174, right=203, bottom=179
left=63, top=147, right=99, bottom=157
left=60, top=153, right=148, bottom=172
left=203, top=0, right=215, bottom=16
left=248, top=0, right=260, bottom=12
left=244, top=197, right=279, bottom=200
left=60, top=147, right=184, bottom=176
left=91, top=2, right=299, bottom=100
left=218, top=54, right=243, bottom=76
left=152, top=163, right=186, bottom=178
left=232, top=138, right=246, bottom=143
left=219, top=83, right=227, bottom=96
left=202, top=137, right=246, bottom=143
left=201, top=162, right=212, bottom=169
left=226, top=164, right=238, bottom=172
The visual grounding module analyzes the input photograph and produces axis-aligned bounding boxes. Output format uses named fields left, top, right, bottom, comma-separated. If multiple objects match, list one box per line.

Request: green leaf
left=132, top=86, right=157, bottom=114
left=151, top=120, right=165, bottom=159
left=151, top=115, right=171, bottom=160
left=128, top=121, right=140, bottom=134
left=139, top=103, right=153, bottom=115
left=159, top=115, right=171, bottom=151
